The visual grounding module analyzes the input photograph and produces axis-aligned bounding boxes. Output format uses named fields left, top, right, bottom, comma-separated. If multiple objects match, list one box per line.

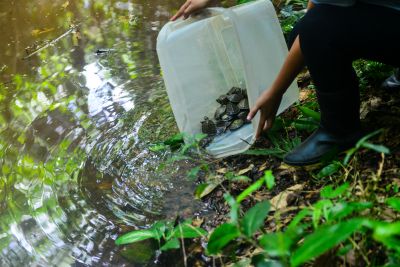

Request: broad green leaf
left=207, top=223, right=240, bottom=255
left=361, top=142, right=390, bottom=154
left=372, top=221, right=400, bottom=252
left=224, top=193, right=239, bottom=223
left=297, top=106, right=321, bottom=121
left=321, top=183, right=349, bottom=199
left=260, top=232, right=292, bottom=257
left=187, top=166, right=201, bottom=180
left=241, top=201, right=271, bottom=237
left=164, top=133, right=185, bottom=146
left=386, top=197, right=400, bottom=212
left=194, top=183, right=219, bottom=199
left=288, top=208, right=312, bottom=230
left=291, top=218, right=365, bottom=267
left=263, top=170, right=275, bottom=190
left=312, top=199, right=333, bottom=226
left=236, top=178, right=264, bottom=203
left=115, top=229, right=158, bottom=245
left=316, top=162, right=341, bottom=178
left=160, top=238, right=180, bottom=251
left=173, top=223, right=207, bottom=239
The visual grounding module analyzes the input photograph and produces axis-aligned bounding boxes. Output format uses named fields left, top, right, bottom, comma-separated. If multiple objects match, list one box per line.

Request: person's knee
left=296, top=5, right=341, bottom=55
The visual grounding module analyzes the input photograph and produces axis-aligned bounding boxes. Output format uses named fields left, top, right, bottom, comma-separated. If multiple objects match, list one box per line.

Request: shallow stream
left=0, top=0, right=208, bottom=265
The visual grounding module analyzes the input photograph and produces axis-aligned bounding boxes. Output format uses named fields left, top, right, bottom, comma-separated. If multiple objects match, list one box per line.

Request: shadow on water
left=0, top=0, right=209, bottom=265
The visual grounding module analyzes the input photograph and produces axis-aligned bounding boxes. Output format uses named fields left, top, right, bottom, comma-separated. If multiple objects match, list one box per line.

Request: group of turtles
left=201, top=87, right=250, bottom=138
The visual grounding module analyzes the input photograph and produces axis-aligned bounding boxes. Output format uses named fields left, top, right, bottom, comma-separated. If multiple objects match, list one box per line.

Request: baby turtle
left=238, top=98, right=249, bottom=110
left=227, top=93, right=243, bottom=103
left=216, top=120, right=230, bottom=135
left=214, top=105, right=226, bottom=120
left=201, top=117, right=217, bottom=135
left=216, top=94, right=229, bottom=105
left=226, top=102, right=240, bottom=116
left=229, top=119, right=244, bottom=131
left=237, top=111, right=249, bottom=121
left=220, top=113, right=234, bottom=122
left=227, top=87, right=242, bottom=95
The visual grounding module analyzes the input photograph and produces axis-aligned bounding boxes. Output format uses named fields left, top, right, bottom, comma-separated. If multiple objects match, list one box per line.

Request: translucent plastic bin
left=157, top=0, right=299, bottom=158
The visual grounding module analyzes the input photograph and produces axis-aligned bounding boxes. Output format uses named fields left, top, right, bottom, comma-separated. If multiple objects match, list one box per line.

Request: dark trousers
left=290, top=3, right=400, bottom=134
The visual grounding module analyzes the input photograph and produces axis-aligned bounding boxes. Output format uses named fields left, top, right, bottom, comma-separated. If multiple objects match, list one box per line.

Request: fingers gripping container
left=157, top=0, right=299, bottom=158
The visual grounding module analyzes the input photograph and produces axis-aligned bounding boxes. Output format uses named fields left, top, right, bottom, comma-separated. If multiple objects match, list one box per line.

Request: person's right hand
left=170, top=0, right=211, bottom=21
left=247, top=89, right=283, bottom=139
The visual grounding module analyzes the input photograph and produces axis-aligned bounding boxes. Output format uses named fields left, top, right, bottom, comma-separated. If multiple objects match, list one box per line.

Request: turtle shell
left=201, top=117, right=217, bottom=135
left=229, top=119, right=244, bottom=131
left=220, top=114, right=234, bottom=122
left=226, top=103, right=240, bottom=116
left=238, top=98, right=249, bottom=110
left=237, top=111, right=249, bottom=121
left=228, top=87, right=242, bottom=95
left=227, top=93, right=243, bottom=103
left=216, top=95, right=229, bottom=105
left=214, top=105, right=226, bottom=120
left=216, top=120, right=230, bottom=135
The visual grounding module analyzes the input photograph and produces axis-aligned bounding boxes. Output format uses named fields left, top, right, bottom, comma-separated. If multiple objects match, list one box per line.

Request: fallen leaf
left=216, top=168, right=227, bottom=174
left=62, top=1, right=70, bottom=9
left=270, top=184, right=304, bottom=211
left=258, top=162, right=268, bottom=172
left=31, top=28, right=55, bottom=37
left=237, top=164, right=254, bottom=175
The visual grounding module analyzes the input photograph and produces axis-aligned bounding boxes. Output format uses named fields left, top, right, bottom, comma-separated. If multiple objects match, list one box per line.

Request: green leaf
left=224, top=193, right=240, bottom=223
left=241, top=201, right=271, bottom=237
left=149, top=143, right=167, bottom=152
left=298, top=106, right=321, bottom=121
left=260, top=232, right=292, bottom=257
left=291, top=218, right=365, bottom=267
left=355, top=129, right=383, bottom=148
left=343, top=147, right=357, bottom=166
left=321, top=183, right=349, bottom=199
left=361, top=142, right=390, bottom=154
left=386, top=197, right=400, bottom=212
left=187, top=166, right=201, bottom=180
left=288, top=209, right=312, bottom=230
left=194, top=183, right=219, bottom=199
left=236, top=178, right=264, bottom=203
left=160, top=238, right=180, bottom=251
left=173, top=223, right=207, bottom=239
left=316, top=162, right=341, bottom=178
left=115, top=229, right=158, bottom=245
left=263, top=170, right=275, bottom=190
left=207, top=223, right=240, bottom=255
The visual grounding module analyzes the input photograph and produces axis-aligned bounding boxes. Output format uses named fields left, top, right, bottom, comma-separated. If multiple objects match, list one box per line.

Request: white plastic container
left=157, top=0, right=299, bottom=158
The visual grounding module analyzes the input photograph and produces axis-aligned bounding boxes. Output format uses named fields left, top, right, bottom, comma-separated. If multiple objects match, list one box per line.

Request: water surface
left=0, top=0, right=207, bottom=265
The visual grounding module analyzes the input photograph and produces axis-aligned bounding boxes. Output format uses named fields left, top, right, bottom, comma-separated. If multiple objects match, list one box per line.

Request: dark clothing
left=292, top=3, right=400, bottom=134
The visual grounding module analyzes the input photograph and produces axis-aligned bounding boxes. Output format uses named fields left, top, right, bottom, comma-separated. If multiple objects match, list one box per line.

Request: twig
left=178, top=224, right=188, bottom=267
left=376, top=153, right=385, bottom=178
left=23, top=24, right=80, bottom=60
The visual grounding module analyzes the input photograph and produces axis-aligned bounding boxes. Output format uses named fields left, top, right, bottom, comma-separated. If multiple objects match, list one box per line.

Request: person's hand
left=247, top=89, right=283, bottom=139
left=170, top=0, right=212, bottom=21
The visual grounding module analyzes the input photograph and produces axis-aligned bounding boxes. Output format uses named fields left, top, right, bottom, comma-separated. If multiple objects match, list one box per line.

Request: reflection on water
left=0, top=0, right=207, bottom=265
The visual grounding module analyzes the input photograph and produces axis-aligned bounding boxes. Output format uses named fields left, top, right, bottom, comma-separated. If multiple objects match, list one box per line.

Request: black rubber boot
left=283, top=90, right=362, bottom=166
left=283, top=127, right=362, bottom=166
left=381, top=68, right=400, bottom=90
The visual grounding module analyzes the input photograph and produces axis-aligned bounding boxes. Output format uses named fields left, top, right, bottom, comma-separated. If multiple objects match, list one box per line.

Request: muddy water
left=0, top=0, right=208, bottom=266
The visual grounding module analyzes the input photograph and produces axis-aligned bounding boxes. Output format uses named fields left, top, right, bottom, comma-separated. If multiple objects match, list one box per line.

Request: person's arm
left=247, top=36, right=304, bottom=138
left=247, top=1, right=315, bottom=138
left=170, top=0, right=220, bottom=21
